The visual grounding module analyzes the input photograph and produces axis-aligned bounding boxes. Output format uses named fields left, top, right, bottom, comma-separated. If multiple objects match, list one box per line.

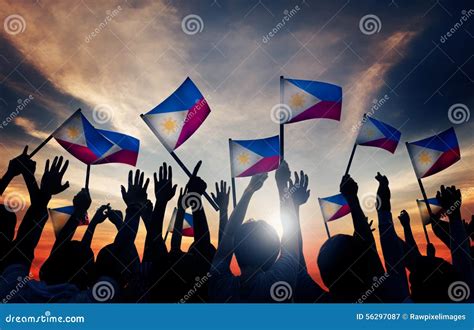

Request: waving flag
left=282, top=78, right=342, bottom=124
left=318, top=194, right=350, bottom=222
left=53, top=111, right=115, bottom=164
left=49, top=206, right=89, bottom=238
left=94, top=129, right=140, bottom=166
left=141, top=77, right=210, bottom=151
left=356, top=116, right=401, bottom=153
left=230, top=136, right=280, bottom=178
left=406, top=127, right=460, bottom=179
left=167, top=208, right=194, bottom=237
left=416, top=198, right=444, bottom=225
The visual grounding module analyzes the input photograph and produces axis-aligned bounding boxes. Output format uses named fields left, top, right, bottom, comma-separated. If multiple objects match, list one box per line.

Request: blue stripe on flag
left=287, top=78, right=342, bottom=102
left=234, top=136, right=280, bottom=157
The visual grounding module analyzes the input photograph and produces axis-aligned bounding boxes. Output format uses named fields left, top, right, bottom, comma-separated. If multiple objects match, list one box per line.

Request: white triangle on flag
left=356, top=118, right=385, bottom=144
left=320, top=200, right=340, bottom=222
left=143, top=111, right=187, bottom=151
left=407, top=143, right=443, bottom=178
left=53, top=113, right=88, bottom=147
left=283, top=80, right=321, bottom=121
left=93, top=142, right=122, bottom=163
left=230, top=141, right=264, bottom=177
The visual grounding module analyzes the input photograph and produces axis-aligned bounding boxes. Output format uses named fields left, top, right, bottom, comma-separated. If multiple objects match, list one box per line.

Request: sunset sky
left=0, top=0, right=473, bottom=281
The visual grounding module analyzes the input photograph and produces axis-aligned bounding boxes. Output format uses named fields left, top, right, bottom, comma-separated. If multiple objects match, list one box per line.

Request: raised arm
left=115, top=169, right=149, bottom=247
left=81, top=204, right=110, bottom=248
left=170, top=188, right=185, bottom=253
left=437, top=185, right=473, bottom=288
left=430, top=212, right=451, bottom=248
left=211, top=180, right=231, bottom=245
left=375, top=172, right=409, bottom=301
left=143, top=163, right=175, bottom=262
left=212, top=172, right=268, bottom=271
left=52, top=188, right=91, bottom=253
left=398, top=210, right=421, bottom=257
left=10, top=156, right=69, bottom=268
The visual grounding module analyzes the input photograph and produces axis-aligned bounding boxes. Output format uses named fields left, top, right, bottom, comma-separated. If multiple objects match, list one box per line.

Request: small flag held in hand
left=318, top=194, right=350, bottom=222
left=416, top=198, right=444, bottom=225
left=356, top=116, right=401, bottom=153
left=229, top=136, right=280, bottom=177
left=167, top=208, right=194, bottom=237
left=406, top=127, right=460, bottom=179
left=49, top=206, right=89, bottom=238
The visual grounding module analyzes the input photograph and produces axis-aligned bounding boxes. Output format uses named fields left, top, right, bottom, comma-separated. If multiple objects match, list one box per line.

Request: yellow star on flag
left=366, top=128, right=375, bottom=138
left=289, top=92, right=306, bottom=109
left=418, top=151, right=432, bottom=164
left=161, top=117, right=178, bottom=135
left=237, top=152, right=250, bottom=165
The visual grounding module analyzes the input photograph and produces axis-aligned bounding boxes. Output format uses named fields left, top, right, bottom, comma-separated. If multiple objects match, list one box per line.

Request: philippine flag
left=167, top=208, right=194, bottom=237
left=356, top=116, right=401, bottom=153
left=282, top=78, right=342, bottom=124
left=53, top=111, right=115, bottom=164
left=93, top=129, right=140, bottom=166
left=416, top=198, right=444, bottom=225
left=406, top=127, right=460, bottom=179
left=141, top=77, right=210, bottom=152
left=229, top=136, right=280, bottom=178
left=49, top=206, right=89, bottom=238
left=318, top=194, right=351, bottom=222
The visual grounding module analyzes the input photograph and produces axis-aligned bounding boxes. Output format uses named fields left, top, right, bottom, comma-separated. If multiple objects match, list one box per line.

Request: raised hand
left=121, top=169, right=150, bottom=208
left=289, top=170, right=310, bottom=206
left=275, top=160, right=291, bottom=190
left=7, top=146, right=36, bottom=178
left=211, top=180, right=230, bottom=210
left=186, top=161, right=207, bottom=195
left=108, top=209, right=124, bottom=229
left=375, top=172, right=390, bottom=212
left=73, top=188, right=92, bottom=215
left=246, top=172, right=268, bottom=194
left=398, top=210, right=410, bottom=227
left=436, top=185, right=462, bottom=216
left=154, top=163, right=177, bottom=203
left=141, top=199, right=153, bottom=231
left=40, top=156, right=69, bottom=196
left=340, top=174, right=358, bottom=199
left=90, top=204, right=111, bottom=225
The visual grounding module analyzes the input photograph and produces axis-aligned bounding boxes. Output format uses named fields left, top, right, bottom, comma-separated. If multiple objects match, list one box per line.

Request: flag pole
left=228, top=138, right=237, bottom=208
left=344, top=143, right=357, bottom=176
left=318, top=198, right=331, bottom=238
left=85, top=164, right=91, bottom=190
left=405, top=142, right=431, bottom=245
left=140, top=114, right=219, bottom=211
left=29, top=109, right=82, bottom=157
left=279, top=75, right=284, bottom=162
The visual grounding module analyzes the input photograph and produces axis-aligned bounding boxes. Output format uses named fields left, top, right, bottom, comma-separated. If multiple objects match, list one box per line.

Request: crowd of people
left=0, top=146, right=472, bottom=303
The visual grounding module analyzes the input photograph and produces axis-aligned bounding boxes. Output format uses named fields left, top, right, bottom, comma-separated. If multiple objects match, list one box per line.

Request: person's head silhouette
left=409, top=256, right=462, bottom=302
left=40, top=240, right=95, bottom=290
left=318, top=234, right=375, bottom=301
left=96, top=243, right=139, bottom=287
left=234, top=219, right=280, bottom=272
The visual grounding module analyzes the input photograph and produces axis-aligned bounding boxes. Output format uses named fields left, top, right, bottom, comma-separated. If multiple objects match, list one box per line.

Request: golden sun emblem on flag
left=67, top=126, right=80, bottom=139
left=289, top=93, right=306, bottom=109
left=237, top=152, right=250, bottom=165
left=418, top=151, right=432, bottom=164
left=366, top=128, right=375, bottom=138
left=161, top=117, right=178, bottom=135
